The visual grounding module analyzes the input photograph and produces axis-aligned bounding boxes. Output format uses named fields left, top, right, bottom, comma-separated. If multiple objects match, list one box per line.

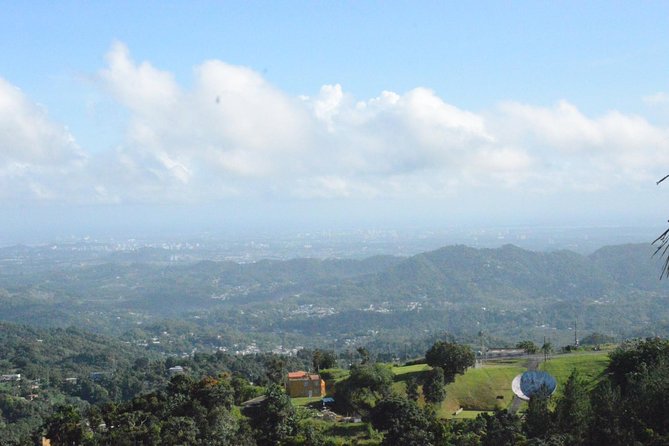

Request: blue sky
left=1, top=1, right=669, bottom=241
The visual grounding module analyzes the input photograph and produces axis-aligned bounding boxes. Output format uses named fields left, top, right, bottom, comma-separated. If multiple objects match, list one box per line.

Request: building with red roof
left=286, top=371, right=326, bottom=398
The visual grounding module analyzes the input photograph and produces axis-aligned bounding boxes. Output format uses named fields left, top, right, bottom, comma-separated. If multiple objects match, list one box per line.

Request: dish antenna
left=511, top=371, right=557, bottom=401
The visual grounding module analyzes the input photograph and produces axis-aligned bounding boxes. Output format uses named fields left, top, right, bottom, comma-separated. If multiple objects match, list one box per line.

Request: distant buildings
left=89, top=372, right=112, bottom=381
left=0, top=374, right=21, bottom=382
left=168, top=366, right=185, bottom=376
left=285, top=371, right=325, bottom=398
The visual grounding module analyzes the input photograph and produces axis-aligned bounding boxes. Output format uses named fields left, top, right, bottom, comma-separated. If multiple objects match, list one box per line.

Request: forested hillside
left=0, top=243, right=667, bottom=353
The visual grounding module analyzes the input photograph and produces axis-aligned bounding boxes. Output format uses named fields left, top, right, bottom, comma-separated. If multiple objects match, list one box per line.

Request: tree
left=357, top=347, right=370, bottom=365
left=579, top=332, right=615, bottom=346
left=523, top=386, right=552, bottom=439
left=167, top=373, right=194, bottom=397
left=45, top=405, right=90, bottom=446
left=478, top=410, right=525, bottom=446
left=607, top=337, right=669, bottom=392
left=104, top=410, right=161, bottom=446
left=553, top=370, right=590, bottom=445
left=231, top=375, right=261, bottom=405
left=516, top=340, right=538, bottom=355
left=312, top=349, right=337, bottom=371
left=246, top=384, right=296, bottom=445
left=334, top=364, right=393, bottom=416
left=265, top=356, right=286, bottom=385
left=587, top=381, right=630, bottom=446
left=160, top=416, right=199, bottom=446
left=192, top=376, right=234, bottom=411
left=540, top=341, right=553, bottom=362
left=425, top=341, right=475, bottom=382
left=371, top=396, right=442, bottom=446
left=300, top=424, right=330, bottom=446
left=623, top=356, right=669, bottom=440
left=406, top=377, right=420, bottom=402
left=202, top=408, right=242, bottom=446
left=422, top=367, right=446, bottom=405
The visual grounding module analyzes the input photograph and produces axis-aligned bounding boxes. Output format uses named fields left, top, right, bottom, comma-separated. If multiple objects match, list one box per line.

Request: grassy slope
left=391, top=358, right=527, bottom=417
left=539, top=351, right=610, bottom=391
left=392, top=363, right=431, bottom=377
left=441, top=358, right=526, bottom=416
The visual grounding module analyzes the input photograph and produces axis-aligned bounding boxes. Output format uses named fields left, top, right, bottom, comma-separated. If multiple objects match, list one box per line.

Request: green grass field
left=392, top=358, right=527, bottom=417
left=320, top=368, right=350, bottom=382
left=539, top=351, right=610, bottom=391
left=451, top=410, right=492, bottom=419
left=439, top=358, right=527, bottom=416
left=392, top=363, right=431, bottom=377
left=291, top=396, right=323, bottom=407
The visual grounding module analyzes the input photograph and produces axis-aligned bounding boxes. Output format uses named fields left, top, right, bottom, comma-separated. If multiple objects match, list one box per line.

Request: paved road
left=508, top=355, right=541, bottom=414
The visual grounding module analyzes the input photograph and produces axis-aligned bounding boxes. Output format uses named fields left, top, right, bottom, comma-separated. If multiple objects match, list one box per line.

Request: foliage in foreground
left=5, top=337, right=669, bottom=445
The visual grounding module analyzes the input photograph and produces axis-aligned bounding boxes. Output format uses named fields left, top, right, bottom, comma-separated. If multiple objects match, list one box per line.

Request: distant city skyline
left=1, top=2, right=668, bottom=242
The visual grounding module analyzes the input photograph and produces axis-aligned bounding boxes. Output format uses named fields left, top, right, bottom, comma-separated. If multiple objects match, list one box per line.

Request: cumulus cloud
left=304, top=86, right=493, bottom=178
left=96, top=43, right=316, bottom=201
left=2, top=42, right=669, bottom=205
left=0, top=78, right=85, bottom=166
left=0, top=77, right=88, bottom=201
left=490, top=100, right=669, bottom=188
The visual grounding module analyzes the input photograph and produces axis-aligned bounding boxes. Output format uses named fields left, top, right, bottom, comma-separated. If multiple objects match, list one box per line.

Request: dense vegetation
left=2, top=326, right=455, bottom=444
left=2, top=241, right=669, bottom=444
left=0, top=243, right=668, bottom=358
left=0, top=322, right=312, bottom=444
left=2, top=319, right=669, bottom=445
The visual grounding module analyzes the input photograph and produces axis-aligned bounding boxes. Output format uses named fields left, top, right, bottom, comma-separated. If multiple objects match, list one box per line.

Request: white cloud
left=0, top=77, right=88, bottom=201
left=0, top=78, right=85, bottom=166
left=100, top=42, right=180, bottom=115
left=2, top=42, right=669, bottom=205
left=490, top=100, right=669, bottom=189
left=96, top=43, right=314, bottom=201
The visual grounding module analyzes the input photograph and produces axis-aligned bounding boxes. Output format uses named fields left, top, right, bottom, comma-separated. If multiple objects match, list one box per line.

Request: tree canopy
left=424, top=341, right=475, bottom=382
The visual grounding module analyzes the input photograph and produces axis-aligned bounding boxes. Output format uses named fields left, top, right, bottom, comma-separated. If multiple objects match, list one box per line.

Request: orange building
left=286, top=371, right=326, bottom=398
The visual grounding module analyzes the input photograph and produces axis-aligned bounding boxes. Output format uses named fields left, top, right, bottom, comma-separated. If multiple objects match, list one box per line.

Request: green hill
left=1, top=243, right=668, bottom=351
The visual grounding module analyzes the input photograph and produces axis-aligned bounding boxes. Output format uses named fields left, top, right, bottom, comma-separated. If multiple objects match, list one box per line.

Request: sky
left=1, top=1, right=669, bottom=242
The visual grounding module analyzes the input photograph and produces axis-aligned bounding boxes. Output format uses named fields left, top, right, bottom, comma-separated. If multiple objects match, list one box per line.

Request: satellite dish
left=511, top=371, right=557, bottom=401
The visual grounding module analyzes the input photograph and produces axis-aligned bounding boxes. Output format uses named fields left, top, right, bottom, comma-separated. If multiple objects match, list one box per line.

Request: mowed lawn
left=392, top=363, right=431, bottom=377
left=291, top=396, right=323, bottom=407
left=440, top=358, right=527, bottom=416
left=539, top=351, right=610, bottom=391
left=393, top=359, right=526, bottom=417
